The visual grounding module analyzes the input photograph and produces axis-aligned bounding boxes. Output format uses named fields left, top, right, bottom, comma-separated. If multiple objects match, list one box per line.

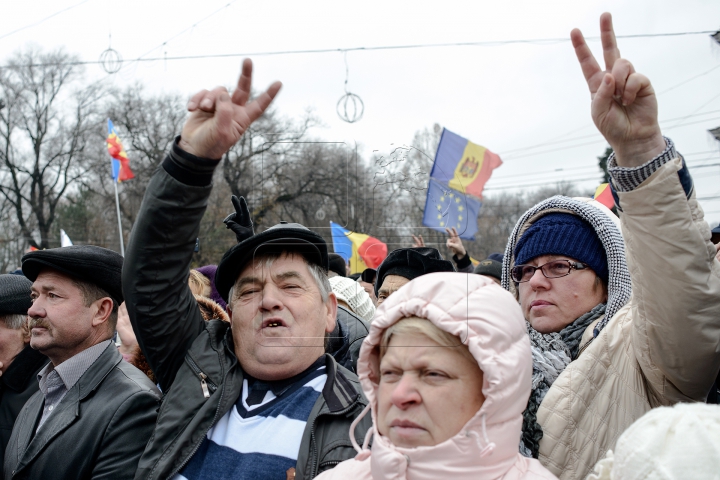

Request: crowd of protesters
left=1, top=12, right=720, bottom=480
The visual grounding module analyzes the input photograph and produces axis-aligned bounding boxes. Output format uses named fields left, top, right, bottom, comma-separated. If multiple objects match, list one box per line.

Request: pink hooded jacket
left=315, top=272, right=557, bottom=480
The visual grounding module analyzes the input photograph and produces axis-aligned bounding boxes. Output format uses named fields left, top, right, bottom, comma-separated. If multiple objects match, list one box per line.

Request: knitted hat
left=587, top=403, right=720, bottom=480
left=329, top=276, right=375, bottom=322
left=514, top=212, right=608, bottom=282
left=0, top=274, right=33, bottom=315
left=194, top=265, right=227, bottom=310
left=21, top=245, right=124, bottom=304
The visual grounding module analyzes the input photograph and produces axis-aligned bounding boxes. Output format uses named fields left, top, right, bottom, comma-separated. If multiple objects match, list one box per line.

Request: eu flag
left=422, top=178, right=482, bottom=240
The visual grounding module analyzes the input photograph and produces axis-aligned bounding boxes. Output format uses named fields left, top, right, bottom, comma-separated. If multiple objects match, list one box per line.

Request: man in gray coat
left=3, top=246, right=161, bottom=480
left=122, top=60, right=371, bottom=480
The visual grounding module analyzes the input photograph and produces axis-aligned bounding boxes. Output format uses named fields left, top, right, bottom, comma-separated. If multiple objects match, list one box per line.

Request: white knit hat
left=329, top=276, right=375, bottom=322
left=588, top=403, right=720, bottom=480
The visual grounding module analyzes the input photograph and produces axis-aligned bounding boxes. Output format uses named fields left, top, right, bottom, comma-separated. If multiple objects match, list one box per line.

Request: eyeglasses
left=511, top=259, right=588, bottom=283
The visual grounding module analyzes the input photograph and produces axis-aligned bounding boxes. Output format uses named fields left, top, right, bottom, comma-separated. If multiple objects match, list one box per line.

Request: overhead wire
left=0, top=0, right=95, bottom=41
left=133, top=0, right=243, bottom=62
left=0, top=28, right=715, bottom=70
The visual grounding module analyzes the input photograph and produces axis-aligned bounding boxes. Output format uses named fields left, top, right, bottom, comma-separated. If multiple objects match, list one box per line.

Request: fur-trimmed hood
left=125, top=296, right=229, bottom=383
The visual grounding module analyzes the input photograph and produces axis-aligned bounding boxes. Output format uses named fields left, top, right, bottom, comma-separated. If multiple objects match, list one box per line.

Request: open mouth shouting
left=260, top=318, right=289, bottom=336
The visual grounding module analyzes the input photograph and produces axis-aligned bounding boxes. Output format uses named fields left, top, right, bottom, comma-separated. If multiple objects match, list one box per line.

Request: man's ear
left=21, top=316, right=31, bottom=343
left=91, top=297, right=114, bottom=327
left=325, top=292, right=338, bottom=333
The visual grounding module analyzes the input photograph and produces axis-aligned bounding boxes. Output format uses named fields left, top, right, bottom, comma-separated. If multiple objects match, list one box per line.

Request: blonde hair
left=188, top=270, right=212, bottom=297
left=379, top=316, right=475, bottom=364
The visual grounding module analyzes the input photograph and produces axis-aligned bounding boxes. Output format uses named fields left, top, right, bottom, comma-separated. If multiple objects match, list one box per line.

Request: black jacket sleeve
left=122, top=138, right=220, bottom=392
left=453, top=253, right=474, bottom=273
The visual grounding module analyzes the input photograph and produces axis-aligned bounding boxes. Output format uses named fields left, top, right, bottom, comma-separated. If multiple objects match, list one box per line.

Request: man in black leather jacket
left=122, top=60, right=371, bottom=480
left=3, top=247, right=160, bottom=480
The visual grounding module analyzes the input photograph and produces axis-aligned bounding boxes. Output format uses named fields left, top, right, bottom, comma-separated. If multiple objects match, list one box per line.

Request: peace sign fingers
left=571, top=28, right=603, bottom=95
left=600, top=13, right=621, bottom=72
left=572, top=12, right=622, bottom=96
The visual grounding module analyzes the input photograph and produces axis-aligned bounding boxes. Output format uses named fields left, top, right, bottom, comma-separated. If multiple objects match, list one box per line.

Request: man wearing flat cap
left=375, top=247, right=456, bottom=304
left=0, top=274, right=48, bottom=472
left=4, top=246, right=161, bottom=480
left=122, top=60, right=370, bottom=480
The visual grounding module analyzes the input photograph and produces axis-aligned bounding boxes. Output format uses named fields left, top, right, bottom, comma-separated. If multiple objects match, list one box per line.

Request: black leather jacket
left=3, top=343, right=160, bottom=480
left=0, top=346, right=48, bottom=472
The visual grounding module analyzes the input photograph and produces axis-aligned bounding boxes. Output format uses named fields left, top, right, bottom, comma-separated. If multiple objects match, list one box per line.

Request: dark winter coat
left=3, top=343, right=160, bottom=479
left=0, top=346, right=48, bottom=472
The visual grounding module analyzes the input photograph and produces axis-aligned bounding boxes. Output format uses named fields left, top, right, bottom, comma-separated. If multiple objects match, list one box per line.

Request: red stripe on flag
left=357, top=237, right=387, bottom=268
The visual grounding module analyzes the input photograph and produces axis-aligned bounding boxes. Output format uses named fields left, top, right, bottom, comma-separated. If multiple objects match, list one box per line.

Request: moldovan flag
left=430, top=128, right=502, bottom=199
left=330, top=222, right=388, bottom=274
left=593, top=183, right=615, bottom=210
left=107, top=119, right=134, bottom=182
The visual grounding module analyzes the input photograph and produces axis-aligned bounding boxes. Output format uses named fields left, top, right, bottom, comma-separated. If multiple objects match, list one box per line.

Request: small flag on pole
left=107, top=119, right=134, bottom=182
left=593, top=183, right=615, bottom=210
left=330, top=222, right=388, bottom=274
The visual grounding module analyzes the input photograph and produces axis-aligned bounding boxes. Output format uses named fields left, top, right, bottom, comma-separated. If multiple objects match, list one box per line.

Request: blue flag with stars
left=422, top=178, right=482, bottom=240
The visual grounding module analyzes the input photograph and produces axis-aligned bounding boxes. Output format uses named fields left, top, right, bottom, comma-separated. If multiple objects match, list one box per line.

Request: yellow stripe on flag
left=448, top=141, right=486, bottom=193
left=346, top=231, right=370, bottom=274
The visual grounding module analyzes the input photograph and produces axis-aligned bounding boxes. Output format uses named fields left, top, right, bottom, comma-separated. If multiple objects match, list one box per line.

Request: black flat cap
left=328, top=253, right=347, bottom=277
left=375, top=247, right=455, bottom=296
left=215, top=221, right=328, bottom=302
left=0, top=274, right=33, bottom=315
left=21, top=246, right=124, bottom=304
left=474, top=258, right=503, bottom=281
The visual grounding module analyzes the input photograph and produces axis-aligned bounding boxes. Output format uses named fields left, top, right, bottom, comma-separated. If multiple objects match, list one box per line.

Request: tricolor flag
left=593, top=183, right=615, bottom=210
left=430, top=128, right=502, bottom=199
left=330, top=222, right=388, bottom=274
left=107, top=119, right=134, bottom=182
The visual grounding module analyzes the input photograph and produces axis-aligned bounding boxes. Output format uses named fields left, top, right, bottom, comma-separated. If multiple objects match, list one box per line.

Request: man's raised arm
left=122, top=60, right=281, bottom=391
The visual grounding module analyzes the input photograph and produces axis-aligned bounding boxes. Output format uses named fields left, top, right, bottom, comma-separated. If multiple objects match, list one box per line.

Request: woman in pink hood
left=315, top=272, right=556, bottom=480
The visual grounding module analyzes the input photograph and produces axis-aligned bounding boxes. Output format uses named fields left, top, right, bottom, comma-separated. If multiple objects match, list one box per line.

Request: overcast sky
left=2, top=0, right=720, bottom=230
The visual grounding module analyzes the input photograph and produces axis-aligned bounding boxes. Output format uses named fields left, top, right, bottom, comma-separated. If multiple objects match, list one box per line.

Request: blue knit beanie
left=514, top=212, right=608, bottom=282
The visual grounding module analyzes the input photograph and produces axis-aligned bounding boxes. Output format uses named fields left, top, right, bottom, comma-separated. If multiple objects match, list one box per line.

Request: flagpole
left=113, top=179, right=125, bottom=256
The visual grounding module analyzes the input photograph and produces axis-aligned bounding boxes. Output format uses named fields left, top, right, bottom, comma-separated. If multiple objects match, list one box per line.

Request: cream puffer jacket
left=315, top=272, right=557, bottom=480
left=503, top=157, right=720, bottom=480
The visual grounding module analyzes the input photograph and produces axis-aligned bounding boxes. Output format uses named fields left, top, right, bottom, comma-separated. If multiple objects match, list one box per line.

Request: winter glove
left=223, top=195, right=254, bottom=243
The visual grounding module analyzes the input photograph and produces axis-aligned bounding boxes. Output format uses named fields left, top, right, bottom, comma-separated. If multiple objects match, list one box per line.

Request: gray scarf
left=520, top=304, right=607, bottom=458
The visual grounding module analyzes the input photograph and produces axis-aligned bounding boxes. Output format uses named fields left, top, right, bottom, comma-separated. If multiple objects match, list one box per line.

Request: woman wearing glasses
left=504, top=192, right=720, bottom=480
left=499, top=13, right=720, bottom=480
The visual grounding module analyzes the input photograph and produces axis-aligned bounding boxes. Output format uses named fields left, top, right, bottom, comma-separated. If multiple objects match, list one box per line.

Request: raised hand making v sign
left=179, top=58, right=282, bottom=159
left=571, top=13, right=666, bottom=167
